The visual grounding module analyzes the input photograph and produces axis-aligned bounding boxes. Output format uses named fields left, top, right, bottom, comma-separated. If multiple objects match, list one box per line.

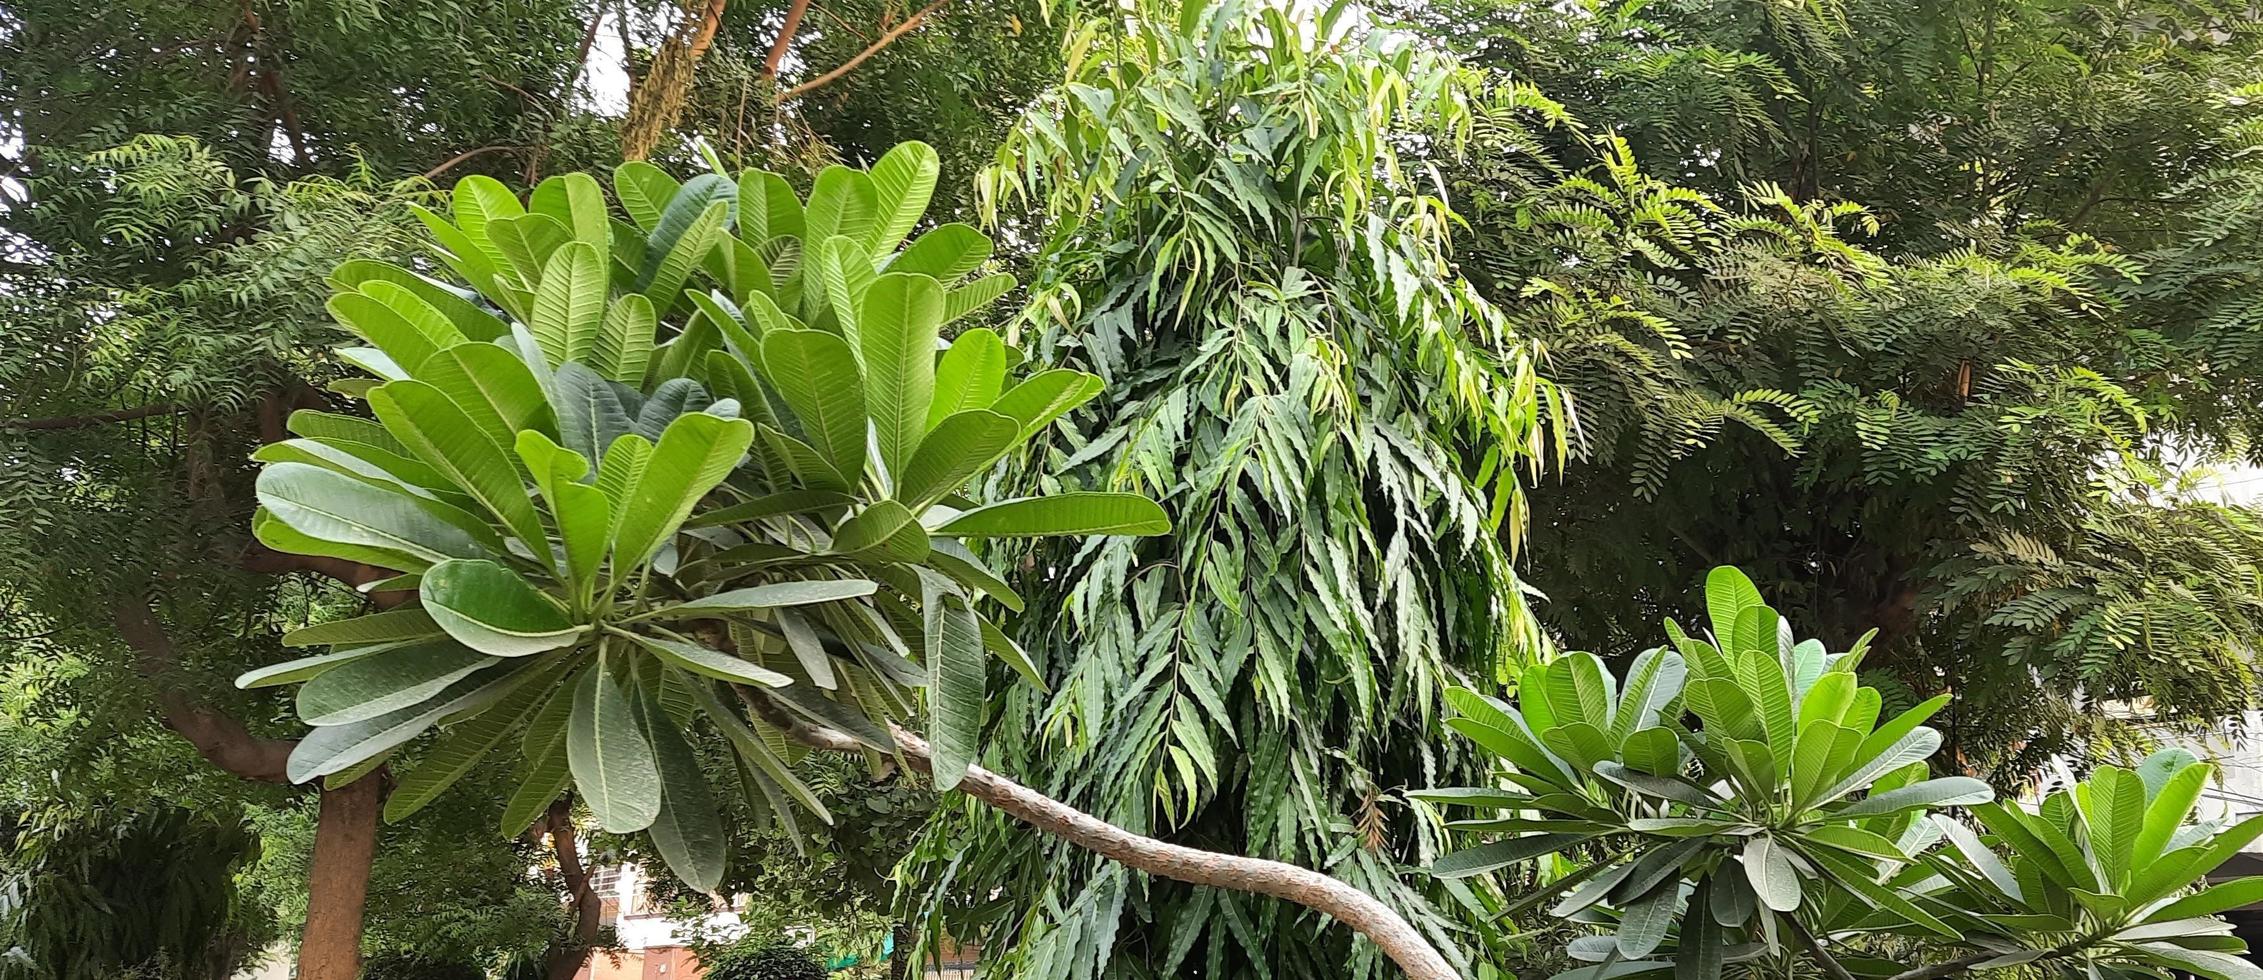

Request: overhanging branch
left=732, top=686, right=1460, bottom=980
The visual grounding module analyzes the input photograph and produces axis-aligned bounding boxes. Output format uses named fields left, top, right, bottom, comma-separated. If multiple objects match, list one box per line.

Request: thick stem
left=544, top=799, right=603, bottom=980
left=297, top=773, right=383, bottom=980
left=737, top=688, right=1460, bottom=980
left=113, top=601, right=297, bottom=782
left=761, top=0, right=812, bottom=76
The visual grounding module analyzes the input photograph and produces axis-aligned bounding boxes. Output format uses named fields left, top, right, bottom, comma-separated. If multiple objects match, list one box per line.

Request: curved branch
left=114, top=600, right=296, bottom=782
left=735, top=687, right=1459, bottom=980
left=778, top=0, right=951, bottom=102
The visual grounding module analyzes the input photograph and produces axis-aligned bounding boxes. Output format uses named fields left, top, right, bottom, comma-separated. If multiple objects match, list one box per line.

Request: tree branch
left=1, top=403, right=185, bottom=431
left=423, top=145, right=528, bottom=181
left=113, top=600, right=296, bottom=783
left=1786, top=914, right=1860, bottom=980
left=241, top=546, right=412, bottom=608
left=734, top=687, right=1459, bottom=980
left=543, top=798, right=603, bottom=980
left=761, top=0, right=813, bottom=77
left=778, top=0, right=951, bottom=102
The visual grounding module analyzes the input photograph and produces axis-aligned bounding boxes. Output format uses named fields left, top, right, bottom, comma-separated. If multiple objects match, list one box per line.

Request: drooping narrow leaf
left=236, top=645, right=393, bottom=689
left=284, top=608, right=444, bottom=648
left=927, top=592, right=986, bottom=790
left=654, top=580, right=880, bottom=616
left=635, top=687, right=728, bottom=892
left=385, top=667, right=557, bottom=822
left=611, top=629, right=793, bottom=687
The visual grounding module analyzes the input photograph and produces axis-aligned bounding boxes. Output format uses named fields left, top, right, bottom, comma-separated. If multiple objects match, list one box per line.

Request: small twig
left=778, top=0, right=951, bottom=101
left=1786, top=914, right=1860, bottom=980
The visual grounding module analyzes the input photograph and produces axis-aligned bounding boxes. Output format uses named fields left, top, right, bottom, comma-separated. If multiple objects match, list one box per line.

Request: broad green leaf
left=1704, top=566, right=1763, bottom=642
left=328, top=261, right=509, bottom=340
left=943, top=273, right=1015, bottom=324
left=634, top=378, right=716, bottom=442
left=892, top=223, right=991, bottom=282
left=2134, top=762, right=2212, bottom=865
left=297, top=640, right=497, bottom=726
left=236, top=645, right=392, bottom=689
left=640, top=201, right=730, bottom=310
left=864, top=141, right=938, bottom=253
left=612, top=412, right=757, bottom=568
left=450, top=175, right=524, bottom=271
left=832, top=500, right=931, bottom=561
left=529, top=172, right=611, bottom=248
left=2148, top=878, right=2263, bottom=923
left=611, top=629, right=792, bottom=687
left=1616, top=879, right=1680, bottom=958
left=803, top=165, right=877, bottom=246
left=1831, top=776, right=1993, bottom=818
left=979, top=615, right=1045, bottom=691
left=284, top=668, right=521, bottom=783
left=2079, top=765, right=2147, bottom=886
left=858, top=273, right=944, bottom=475
left=592, top=293, right=657, bottom=385
left=614, top=162, right=681, bottom=232
left=737, top=170, right=803, bottom=242
left=928, top=330, right=1008, bottom=429
left=329, top=291, right=443, bottom=371
left=1802, top=825, right=1907, bottom=861
left=1806, top=846, right=1957, bottom=937
left=567, top=662, right=662, bottom=833
left=284, top=608, right=443, bottom=648
left=1741, top=835, right=1799, bottom=911
left=929, top=539, right=1024, bottom=612
left=552, top=363, right=636, bottom=464
left=531, top=242, right=608, bottom=366
left=689, top=490, right=854, bottom=527
left=488, top=213, right=573, bottom=285
left=1430, top=834, right=1596, bottom=878
left=933, top=493, right=1170, bottom=537
left=385, top=667, right=555, bottom=822
left=651, top=579, right=880, bottom=616
left=636, top=686, right=728, bottom=892
left=927, top=592, right=985, bottom=790
left=759, top=329, right=867, bottom=481
left=256, top=462, right=485, bottom=567
left=500, top=742, right=573, bottom=837
left=2130, top=943, right=2263, bottom=980
left=990, top=369, right=1103, bottom=438
left=414, top=341, right=557, bottom=446
left=899, top=410, right=1019, bottom=506
left=368, top=380, right=548, bottom=551
left=515, top=432, right=611, bottom=599
left=420, top=558, right=582, bottom=657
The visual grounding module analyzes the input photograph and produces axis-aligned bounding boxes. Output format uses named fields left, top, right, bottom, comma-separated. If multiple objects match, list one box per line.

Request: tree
left=902, top=2, right=1565, bottom=977
left=1424, top=566, right=2263, bottom=980
left=233, top=143, right=1469, bottom=979
left=1389, top=0, right=2263, bottom=779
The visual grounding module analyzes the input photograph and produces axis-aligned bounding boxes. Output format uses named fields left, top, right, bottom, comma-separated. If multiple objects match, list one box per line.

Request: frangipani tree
left=240, top=142, right=1163, bottom=889
left=235, top=144, right=1471, bottom=980
left=1426, top=567, right=2263, bottom=980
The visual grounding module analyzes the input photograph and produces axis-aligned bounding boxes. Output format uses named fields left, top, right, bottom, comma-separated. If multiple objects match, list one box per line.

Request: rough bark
left=543, top=799, right=605, bottom=980
left=737, top=689, right=1461, bottom=980
left=297, top=773, right=384, bottom=980
left=888, top=921, right=914, bottom=980
left=113, top=601, right=297, bottom=782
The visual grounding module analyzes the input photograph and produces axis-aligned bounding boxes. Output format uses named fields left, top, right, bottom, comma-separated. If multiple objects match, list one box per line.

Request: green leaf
left=899, top=410, right=1019, bottom=506
left=514, top=432, right=612, bottom=601
left=297, top=640, right=497, bottom=726
left=832, top=500, right=931, bottom=561
left=988, top=369, right=1102, bottom=438
left=1616, top=879, right=1681, bottom=958
left=385, top=667, right=555, bottom=823
left=636, top=685, right=728, bottom=892
left=759, top=329, right=868, bottom=481
left=929, top=539, right=1025, bottom=612
left=450, top=175, right=524, bottom=270
left=368, top=380, right=548, bottom=552
left=980, top=615, right=1045, bottom=691
left=283, top=608, right=443, bottom=648
left=927, top=329, right=1009, bottom=430
left=1741, top=835, right=1799, bottom=911
left=1430, top=834, right=1596, bottom=878
left=414, top=341, right=557, bottom=446
left=255, top=462, right=486, bottom=568
left=328, top=261, right=509, bottom=341
left=2134, top=762, right=2212, bottom=866
left=592, top=293, right=657, bottom=385
left=236, top=645, right=391, bottom=689
left=500, top=742, right=573, bottom=837
left=488, top=213, right=573, bottom=285
left=552, top=363, right=636, bottom=465
left=613, top=162, right=681, bottom=232
left=651, top=580, right=880, bottom=616
left=568, top=662, right=662, bottom=833
left=1830, top=776, right=1993, bottom=818
left=892, top=223, right=992, bottom=282
left=2130, top=944, right=2263, bottom=980
left=803, top=165, right=877, bottom=246
left=688, top=490, right=854, bottom=527
left=933, top=494, right=1170, bottom=537
left=864, top=141, right=938, bottom=254
left=611, top=629, right=792, bottom=687
left=640, top=201, right=730, bottom=310
left=2148, top=877, right=2263, bottom=923
left=530, top=242, right=609, bottom=366
left=2080, top=765, right=2147, bottom=886
left=420, top=558, right=582, bottom=657
left=927, top=592, right=986, bottom=791
left=612, top=412, right=757, bottom=569
left=943, top=273, right=1016, bottom=324
left=329, top=291, right=446, bottom=372
left=284, top=668, right=522, bottom=783
left=529, top=172, right=610, bottom=250
left=737, top=170, right=803, bottom=242
left=1704, top=566, right=1763, bottom=642
left=858, top=273, right=945, bottom=476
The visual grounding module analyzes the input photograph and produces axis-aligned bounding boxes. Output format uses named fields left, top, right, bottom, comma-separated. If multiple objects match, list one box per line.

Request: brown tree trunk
left=543, top=800, right=604, bottom=980
left=888, top=921, right=913, bottom=980
left=297, top=773, right=384, bottom=980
